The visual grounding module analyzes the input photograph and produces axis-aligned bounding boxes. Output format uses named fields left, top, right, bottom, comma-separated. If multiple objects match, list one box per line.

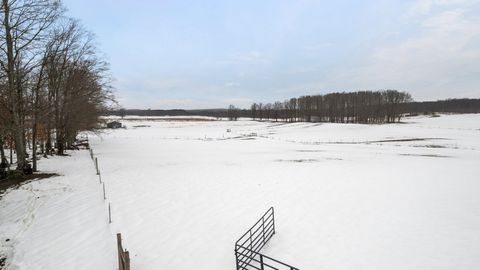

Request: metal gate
left=235, top=207, right=299, bottom=270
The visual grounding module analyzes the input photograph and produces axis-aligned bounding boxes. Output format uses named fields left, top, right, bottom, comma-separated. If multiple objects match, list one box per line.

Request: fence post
left=249, top=230, right=253, bottom=259
left=103, top=182, right=106, bottom=200
left=262, top=216, right=265, bottom=245
left=235, top=248, right=240, bottom=270
left=98, top=173, right=102, bottom=184
left=109, top=203, right=112, bottom=223
left=117, top=233, right=130, bottom=270
left=95, top=157, right=99, bottom=175
left=117, top=233, right=123, bottom=270
left=271, top=207, right=276, bottom=234
left=125, top=251, right=130, bottom=270
left=260, top=254, right=264, bottom=270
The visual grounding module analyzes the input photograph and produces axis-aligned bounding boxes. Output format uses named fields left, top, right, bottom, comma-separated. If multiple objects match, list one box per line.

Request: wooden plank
left=117, top=233, right=124, bottom=270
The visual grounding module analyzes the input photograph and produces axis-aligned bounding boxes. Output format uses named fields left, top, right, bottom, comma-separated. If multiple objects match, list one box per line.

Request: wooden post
left=108, top=203, right=112, bottom=223
left=103, top=182, right=106, bottom=200
left=125, top=251, right=130, bottom=270
left=117, top=233, right=123, bottom=270
left=117, top=233, right=130, bottom=270
left=95, top=157, right=99, bottom=175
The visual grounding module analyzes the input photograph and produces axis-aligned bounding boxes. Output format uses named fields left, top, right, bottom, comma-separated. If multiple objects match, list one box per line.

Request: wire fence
left=89, top=141, right=130, bottom=270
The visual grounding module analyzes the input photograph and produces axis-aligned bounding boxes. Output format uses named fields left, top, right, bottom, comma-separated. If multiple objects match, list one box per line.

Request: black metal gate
left=235, top=207, right=299, bottom=270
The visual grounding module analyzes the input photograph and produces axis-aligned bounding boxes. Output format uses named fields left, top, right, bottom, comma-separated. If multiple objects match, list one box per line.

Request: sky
left=63, top=0, right=480, bottom=109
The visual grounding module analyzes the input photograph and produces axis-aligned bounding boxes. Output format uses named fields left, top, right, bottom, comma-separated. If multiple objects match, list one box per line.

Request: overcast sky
left=63, top=0, right=480, bottom=109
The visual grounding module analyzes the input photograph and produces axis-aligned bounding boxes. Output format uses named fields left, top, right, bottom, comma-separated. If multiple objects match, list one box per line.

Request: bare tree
left=0, top=0, right=62, bottom=171
left=250, top=103, right=257, bottom=120
left=227, top=104, right=239, bottom=121
left=0, top=1, right=114, bottom=174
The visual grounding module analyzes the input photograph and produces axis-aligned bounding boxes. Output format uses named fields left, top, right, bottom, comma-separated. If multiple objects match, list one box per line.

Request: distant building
left=107, top=121, right=122, bottom=129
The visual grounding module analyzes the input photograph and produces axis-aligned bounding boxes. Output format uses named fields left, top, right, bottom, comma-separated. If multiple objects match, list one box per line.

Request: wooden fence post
left=95, top=157, right=99, bottom=175
left=117, top=233, right=123, bottom=270
left=117, top=233, right=130, bottom=270
left=125, top=251, right=130, bottom=270
left=109, top=203, right=112, bottom=223
left=103, top=182, right=106, bottom=200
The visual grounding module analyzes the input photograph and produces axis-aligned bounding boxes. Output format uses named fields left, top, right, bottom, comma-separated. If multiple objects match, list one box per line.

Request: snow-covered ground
left=0, top=152, right=116, bottom=269
left=1, top=114, right=479, bottom=270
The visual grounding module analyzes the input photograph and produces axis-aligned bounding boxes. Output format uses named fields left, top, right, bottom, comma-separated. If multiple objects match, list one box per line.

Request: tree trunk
left=13, top=122, right=27, bottom=170
left=32, top=53, right=46, bottom=172
left=32, top=123, right=38, bottom=171
left=0, top=138, right=7, bottom=165
left=45, top=127, right=51, bottom=156
left=57, top=131, right=64, bottom=155
left=9, top=139, right=13, bottom=164
left=2, top=0, right=27, bottom=171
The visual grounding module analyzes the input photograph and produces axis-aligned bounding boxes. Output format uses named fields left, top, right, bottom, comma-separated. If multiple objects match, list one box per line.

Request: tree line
left=405, top=99, right=480, bottom=114
left=105, top=98, right=480, bottom=119
left=244, top=90, right=412, bottom=123
left=1, top=0, right=114, bottom=174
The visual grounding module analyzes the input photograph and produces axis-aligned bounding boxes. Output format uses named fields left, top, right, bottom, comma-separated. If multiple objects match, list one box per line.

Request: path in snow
left=0, top=151, right=116, bottom=270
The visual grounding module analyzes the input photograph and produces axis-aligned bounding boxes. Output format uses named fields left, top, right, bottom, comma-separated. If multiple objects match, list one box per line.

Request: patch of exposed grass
left=0, top=172, right=59, bottom=194
left=399, top=153, right=451, bottom=158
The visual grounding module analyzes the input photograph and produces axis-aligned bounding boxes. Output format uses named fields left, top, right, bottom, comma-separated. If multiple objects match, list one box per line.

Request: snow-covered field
left=1, top=114, right=480, bottom=270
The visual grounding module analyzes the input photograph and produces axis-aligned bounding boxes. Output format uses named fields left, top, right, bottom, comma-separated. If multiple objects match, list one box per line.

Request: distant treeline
left=245, top=90, right=412, bottom=123
left=405, top=99, right=480, bottom=114
left=105, top=108, right=228, bottom=117
left=229, top=93, right=480, bottom=123
left=106, top=109, right=192, bottom=117
left=108, top=94, right=480, bottom=123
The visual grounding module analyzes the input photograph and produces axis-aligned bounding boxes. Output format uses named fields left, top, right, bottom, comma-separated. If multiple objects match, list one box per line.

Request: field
left=1, top=114, right=480, bottom=270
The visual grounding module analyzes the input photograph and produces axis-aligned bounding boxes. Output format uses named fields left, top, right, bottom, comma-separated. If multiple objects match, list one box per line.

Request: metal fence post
left=249, top=230, right=253, bottom=259
left=260, top=254, right=264, bottom=270
left=235, top=248, right=240, bottom=270
left=262, top=216, right=265, bottom=245
left=272, top=207, right=276, bottom=234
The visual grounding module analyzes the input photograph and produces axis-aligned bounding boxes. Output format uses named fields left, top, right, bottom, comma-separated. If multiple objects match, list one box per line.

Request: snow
left=0, top=152, right=116, bottom=270
left=1, top=114, right=480, bottom=270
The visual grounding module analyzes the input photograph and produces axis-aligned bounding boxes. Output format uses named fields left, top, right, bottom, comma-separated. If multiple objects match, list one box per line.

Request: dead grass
left=275, top=159, right=318, bottom=163
left=399, top=153, right=451, bottom=158
left=0, top=256, right=6, bottom=270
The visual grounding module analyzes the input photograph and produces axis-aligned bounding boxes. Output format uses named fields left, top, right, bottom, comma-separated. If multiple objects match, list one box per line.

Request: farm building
left=106, top=121, right=122, bottom=129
